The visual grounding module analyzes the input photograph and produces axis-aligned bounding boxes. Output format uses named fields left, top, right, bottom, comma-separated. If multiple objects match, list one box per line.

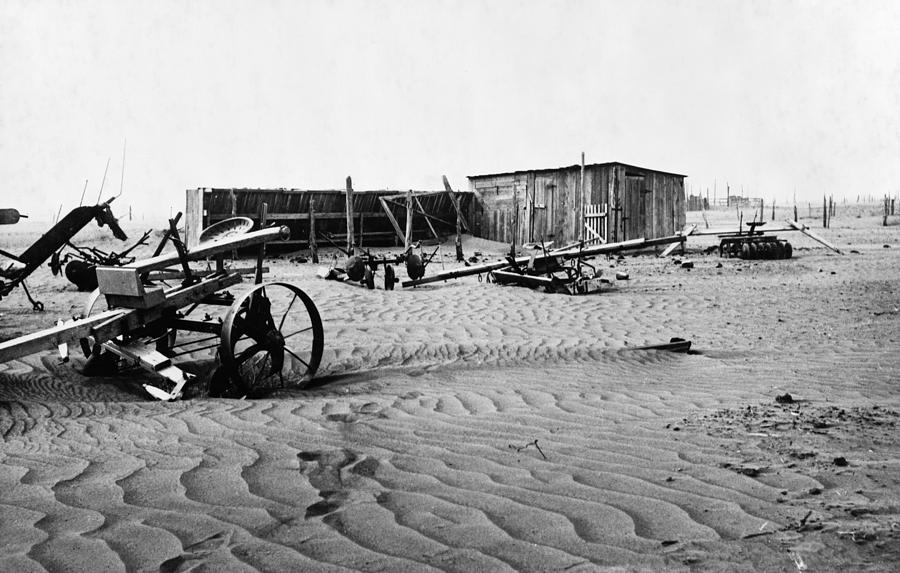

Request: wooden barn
left=467, top=162, right=686, bottom=247
left=184, top=185, right=473, bottom=249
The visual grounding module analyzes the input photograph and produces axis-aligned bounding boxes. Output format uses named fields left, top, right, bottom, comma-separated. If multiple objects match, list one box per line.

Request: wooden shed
left=468, top=162, right=686, bottom=246
left=184, top=187, right=473, bottom=249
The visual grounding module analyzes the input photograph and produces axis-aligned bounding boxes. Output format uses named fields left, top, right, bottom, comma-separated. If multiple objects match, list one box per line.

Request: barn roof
left=468, top=161, right=687, bottom=180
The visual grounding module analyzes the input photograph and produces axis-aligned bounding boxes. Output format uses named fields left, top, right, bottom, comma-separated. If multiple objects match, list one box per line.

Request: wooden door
left=532, top=175, right=556, bottom=244
left=624, top=175, right=647, bottom=241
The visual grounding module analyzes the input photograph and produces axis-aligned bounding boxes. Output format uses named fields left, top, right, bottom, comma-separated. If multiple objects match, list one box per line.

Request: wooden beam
left=402, top=235, right=681, bottom=287
left=786, top=219, right=843, bottom=254
left=660, top=224, right=695, bottom=257
left=380, top=197, right=406, bottom=243
left=146, top=266, right=266, bottom=281
left=384, top=196, right=457, bottom=228
left=444, top=179, right=466, bottom=261
left=443, top=176, right=471, bottom=232
left=414, top=196, right=440, bottom=240
left=0, top=272, right=244, bottom=364
left=206, top=212, right=389, bottom=221
left=345, top=176, right=355, bottom=255
left=0, top=309, right=128, bottom=363
left=491, top=270, right=556, bottom=289
left=254, top=202, right=268, bottom=285
left=381, top=190, right=454, bottom=201
left=124, top=226, right=289, bottom=273
left=308, top=203, right=318, bottom=263
left=404, top=191, right=413, bottom=249
left=184, top=188, right=204, bottom=248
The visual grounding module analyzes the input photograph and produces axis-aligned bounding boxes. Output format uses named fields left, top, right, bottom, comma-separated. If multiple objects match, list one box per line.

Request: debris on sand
left=776, top=393, right=795, bottom=404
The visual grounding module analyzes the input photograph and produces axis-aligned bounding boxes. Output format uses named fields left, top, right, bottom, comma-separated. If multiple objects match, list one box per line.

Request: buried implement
left=0, top=198, right=127, bottom=310
left=0, top=216, right=324, bottom=400
left=490, top=246, right=604, bottom=295
left=718, top=221, right=792, bottom=260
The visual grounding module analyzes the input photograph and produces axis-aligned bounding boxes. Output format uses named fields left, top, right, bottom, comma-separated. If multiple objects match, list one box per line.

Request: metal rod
left=95, top=157, right=110, bottom=205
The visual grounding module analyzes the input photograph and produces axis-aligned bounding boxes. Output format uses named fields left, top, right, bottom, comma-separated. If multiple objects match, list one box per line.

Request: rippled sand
left=1, top=214, right=899, bottom=571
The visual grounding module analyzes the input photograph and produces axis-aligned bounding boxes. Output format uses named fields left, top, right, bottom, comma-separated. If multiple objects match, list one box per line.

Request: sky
left=2, top=0, right=899, bottom=221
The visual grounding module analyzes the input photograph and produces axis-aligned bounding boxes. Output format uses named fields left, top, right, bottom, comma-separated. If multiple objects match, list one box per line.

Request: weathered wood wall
left=185, top=188, right=473, bottom=249
left=469, top=163, right=685, bottom=247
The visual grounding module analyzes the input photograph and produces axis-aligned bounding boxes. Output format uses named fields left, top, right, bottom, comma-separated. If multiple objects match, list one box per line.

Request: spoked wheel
left=218, top=282, right=324, bottom=396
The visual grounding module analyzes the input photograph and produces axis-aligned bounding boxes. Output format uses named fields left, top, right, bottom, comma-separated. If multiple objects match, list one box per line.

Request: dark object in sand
left=630, top=337, right=692, bottom=353
left=775, top=393, right=794, bottom=404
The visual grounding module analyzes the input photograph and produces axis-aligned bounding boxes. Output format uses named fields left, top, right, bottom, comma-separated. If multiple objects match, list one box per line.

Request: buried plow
left=401, top=234, right=688, bottom=293
left=0, top=215, right=324, bottom=401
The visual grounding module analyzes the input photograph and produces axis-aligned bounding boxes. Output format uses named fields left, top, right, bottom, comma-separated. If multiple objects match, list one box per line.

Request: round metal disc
left=199, top=216, right=255, bottom=245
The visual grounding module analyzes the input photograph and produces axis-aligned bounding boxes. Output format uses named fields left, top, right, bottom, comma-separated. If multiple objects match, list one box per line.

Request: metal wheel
left=384, top=264, right=395, bottom=290
left=80, top=289, right=111, bottom=358
left=65, top=260, right=99, bottom=291
left=219, top=282, right=323, bottom=395
left=772, top=241, right=784, bottom=259
left=364, top=266, right=375, bottom=290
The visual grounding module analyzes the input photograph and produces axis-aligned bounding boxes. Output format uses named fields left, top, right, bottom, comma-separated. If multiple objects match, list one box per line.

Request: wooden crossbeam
left=379, top=197, right=406, bottom=243
left=414, top=196, right=440, bottom=240
left=786, top=219, right=843, bottom=254
left=124, top=226, right=288, bottom=274
left=384, top=197, right=456, bottom=228
left=660, top=224, right=695, bottom=257
left=207, top=212, right=389, bottom=221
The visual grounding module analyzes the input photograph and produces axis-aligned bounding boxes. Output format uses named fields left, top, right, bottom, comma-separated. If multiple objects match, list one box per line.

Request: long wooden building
left=184, top=187, right=473, bottom=249
left=467, top=162, right=686, bottom=246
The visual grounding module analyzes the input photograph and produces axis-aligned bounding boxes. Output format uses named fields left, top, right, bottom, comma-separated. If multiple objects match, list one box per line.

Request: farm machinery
left=0, top=216, right=324, bottom=400
left=0, top=208, right=28, bottom=225
left=0, top=198, right=128, bottom=310
left=341, top=246, right=435, bottom=290
left=317, top=229, right=438, bottom=290
left=717, top=221, right=793, bottom=260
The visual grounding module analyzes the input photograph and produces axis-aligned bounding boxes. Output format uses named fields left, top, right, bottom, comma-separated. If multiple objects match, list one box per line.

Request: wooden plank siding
left=185, top=188, right=473, bottom=248
left=468, top=162, right=685, bottom=247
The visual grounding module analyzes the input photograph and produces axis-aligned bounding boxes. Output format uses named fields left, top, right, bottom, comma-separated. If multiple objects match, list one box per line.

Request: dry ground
left=0, top=206, right=898, bottom=571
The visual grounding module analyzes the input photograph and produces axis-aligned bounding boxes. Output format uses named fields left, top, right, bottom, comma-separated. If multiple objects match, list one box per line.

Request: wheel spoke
left=282, top=325, right=314, bottom=340
left=283, top=346, right=310, bottom=369
left=278, top=294, right=298, bottom=331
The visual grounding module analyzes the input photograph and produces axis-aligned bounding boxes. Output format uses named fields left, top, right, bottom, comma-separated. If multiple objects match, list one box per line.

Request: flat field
left=1, top=207, right=898, bottom=571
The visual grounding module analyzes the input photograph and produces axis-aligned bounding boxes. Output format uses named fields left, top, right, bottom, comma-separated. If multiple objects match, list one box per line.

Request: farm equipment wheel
left=218, top=282, right=324, bottom=396
left=364, top=266, right=375, bottom=290
left=80, top=289, right=118, bottom=358
left=783, top=241, right=793, bottom=259
left=771, top=242, right=782, bottom=259
left=65, top=260, right=99, bottom=291
left=384, top=264, right=395, bottom=290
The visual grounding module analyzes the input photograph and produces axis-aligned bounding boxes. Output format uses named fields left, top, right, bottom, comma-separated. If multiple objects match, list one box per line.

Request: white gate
left=584, top=203, right=607, bottom=244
